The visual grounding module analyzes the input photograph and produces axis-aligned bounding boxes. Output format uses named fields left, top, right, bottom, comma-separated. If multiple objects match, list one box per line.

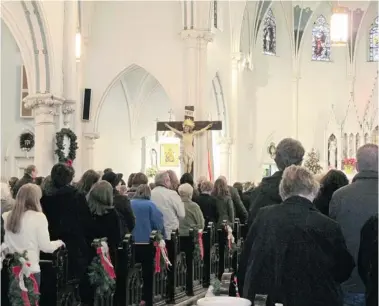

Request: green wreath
left=7, top=251, right=40, bottom=305
left=55, top=128, right=78, bottom=162
left=19, top=132, right=35, bottom=152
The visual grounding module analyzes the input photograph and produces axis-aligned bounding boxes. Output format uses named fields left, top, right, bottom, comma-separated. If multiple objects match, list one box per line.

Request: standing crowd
left=0, top=138, right=377, bottom=306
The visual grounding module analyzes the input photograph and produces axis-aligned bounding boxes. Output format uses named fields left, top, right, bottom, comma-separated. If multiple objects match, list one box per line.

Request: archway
left=93, top=64, right=172, bottom=175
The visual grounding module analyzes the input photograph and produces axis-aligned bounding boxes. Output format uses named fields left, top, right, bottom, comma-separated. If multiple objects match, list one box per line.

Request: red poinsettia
left=342, top=158, right=356, bottom=167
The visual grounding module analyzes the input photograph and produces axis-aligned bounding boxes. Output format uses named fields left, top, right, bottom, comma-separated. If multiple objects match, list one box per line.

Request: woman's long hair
left=87, top=180, right=114, bottom=216
left=6, top=183, right=42, bottom=234
left=76, top=170, right=100, bottom=195
left=212, top=178, right=230, bottom=197
left=167, top=170, right=179, bottom=191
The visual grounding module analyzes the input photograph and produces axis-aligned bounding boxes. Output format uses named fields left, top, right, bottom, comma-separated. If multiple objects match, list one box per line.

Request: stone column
left=62, top=0, right=78, bottom=128
left=83, top=133, right=99, bottom=171
left=218, top=137, right=233, bottom=182
left=230, top=53, right=242, bottom=182
left=24, top=93, right=64, bottom=176
left=180, top=29, right=213, bottom=179
left=292, top=74, right=301, bottom=139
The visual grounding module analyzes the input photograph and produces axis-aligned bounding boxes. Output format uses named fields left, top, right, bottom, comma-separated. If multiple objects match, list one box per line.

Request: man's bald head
left=356, top=144, right=378, bottom=172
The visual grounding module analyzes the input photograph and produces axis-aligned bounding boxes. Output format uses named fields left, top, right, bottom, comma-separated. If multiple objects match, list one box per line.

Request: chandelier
left=330, top=6, right=349, bottom=46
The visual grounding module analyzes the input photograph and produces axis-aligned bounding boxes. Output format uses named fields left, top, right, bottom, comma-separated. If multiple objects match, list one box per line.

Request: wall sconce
left=75, top=31, right=81, bottom=61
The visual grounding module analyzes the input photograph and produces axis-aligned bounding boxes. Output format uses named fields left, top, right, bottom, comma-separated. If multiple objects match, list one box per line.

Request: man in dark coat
left=12, top=165, right=37, bottom=198
left=329, top=144, right=378, bottom=306
left=243, top=165, right=354, bottom=306
left=102, top=171, right=135, bottom=235
left=238, top=138, right=305, bottom=295
left=358, top=214, right=378, bottom=306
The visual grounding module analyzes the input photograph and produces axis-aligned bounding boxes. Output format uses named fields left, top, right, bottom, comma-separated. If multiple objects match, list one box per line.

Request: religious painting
left=349, top=133, right=354, bottom=157
left=328, top=134, right=337, bottom=169
left=312, top=15, right=331, bottom=61
left=372, top=126, right=378, bottom=144
left=160, top=143, right=180, bottom=167
left=263, top=8, right=276, bottom=55
left=364, top=133, right=369, bottom=144
left=20, top=66, right=32, bottom=118
left=369, top=17, right=379, bottom=62
left=355, top=133, right=360, bottom=153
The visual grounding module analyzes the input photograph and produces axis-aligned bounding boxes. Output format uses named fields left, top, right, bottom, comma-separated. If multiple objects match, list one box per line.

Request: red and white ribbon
left=96, top=241, right=116, bottom=279
left=12, top=258, right=39, bottom=306
left=198, top=230, right=204, bottom=260
left=154, top=240, right=172, bottom=273
left=226, top=225, right=235, bottom=250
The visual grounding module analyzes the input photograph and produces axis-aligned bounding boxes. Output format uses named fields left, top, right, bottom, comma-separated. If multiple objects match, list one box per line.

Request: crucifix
left=156, top=106, right=222, bottom=175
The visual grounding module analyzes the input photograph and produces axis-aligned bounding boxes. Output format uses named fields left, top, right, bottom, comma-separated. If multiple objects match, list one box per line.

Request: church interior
left=1, top=0, right=378, bottom=183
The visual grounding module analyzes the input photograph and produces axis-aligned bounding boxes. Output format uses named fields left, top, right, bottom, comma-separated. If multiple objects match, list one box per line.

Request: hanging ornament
left=330, top=6, right=349, bottom=46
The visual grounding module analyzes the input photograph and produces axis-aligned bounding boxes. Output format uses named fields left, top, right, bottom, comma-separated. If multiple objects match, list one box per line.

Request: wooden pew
left=166, top=230, right=186, bottom=304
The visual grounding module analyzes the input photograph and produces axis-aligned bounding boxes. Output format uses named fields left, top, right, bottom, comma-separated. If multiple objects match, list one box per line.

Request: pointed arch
left=328, top=134, right=337, bottom=169
left=311, top=15, right=331, bottom=61
left=368, top=16, right=379, bottom=62
left=262, top=8, right=276, bottom=55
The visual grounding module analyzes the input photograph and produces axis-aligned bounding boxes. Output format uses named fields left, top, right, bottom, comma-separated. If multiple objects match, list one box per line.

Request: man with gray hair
left=238, top=137, right=305, bottom=295
left=151, top=171, right=185, bottom=240
left=329, top=144, right=378, bottom=306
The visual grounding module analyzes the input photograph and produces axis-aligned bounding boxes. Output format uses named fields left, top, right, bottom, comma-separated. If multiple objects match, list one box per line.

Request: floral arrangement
left=342, top=158, right=356, bottom=173
left=146, top=166, right=158, bottom=178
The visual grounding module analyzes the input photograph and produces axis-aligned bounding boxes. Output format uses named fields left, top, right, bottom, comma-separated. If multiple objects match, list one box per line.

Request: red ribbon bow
left=12, top=264, right=39, bottom=306
left=65, top=159, right=73, bottom=167
left=234, top=276, right=240, bottom=297
left=96, top=247, right=116, bottom=279
left=198, top=232, right=204, bottom=260
left=154, top=242, right=161, bottom=273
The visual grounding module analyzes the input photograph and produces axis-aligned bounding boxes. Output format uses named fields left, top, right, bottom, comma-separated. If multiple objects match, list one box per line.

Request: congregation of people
left=0, top=138, right=377, bottom=306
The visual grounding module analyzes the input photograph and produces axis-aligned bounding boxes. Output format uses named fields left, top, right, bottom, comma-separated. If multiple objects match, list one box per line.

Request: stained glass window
left=263, top=8, right=276, bottom=55
left=369, top=17, right=379, bottom=62
left=312, top=15, right=331, bottom=61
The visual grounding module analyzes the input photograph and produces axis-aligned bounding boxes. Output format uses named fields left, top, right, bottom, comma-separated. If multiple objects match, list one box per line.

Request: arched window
left=355, top=133, right=360, bottom=152
left=369, top=17, right=379, bottom=62
left=372, top=126, right=378, bottom=144
left=312, top=15, right=331, bottom=61
left=263, top=8, right=276, bottom=55
left=349, top=133, right=354, bottom=157
left=328, top=134, right=337, bottom=169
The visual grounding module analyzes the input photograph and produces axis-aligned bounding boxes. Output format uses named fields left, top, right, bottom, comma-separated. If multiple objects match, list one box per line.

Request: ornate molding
left=180, top=29, right=214, bottom=44
left=62, top=100, right=76, bottom=115
left=24, top=93, right=64, bottom=110
left=84, top=132, right=100, bottom=140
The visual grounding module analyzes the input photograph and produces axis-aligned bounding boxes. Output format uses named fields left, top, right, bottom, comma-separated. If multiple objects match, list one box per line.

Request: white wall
left=1, top=20, right=34, bottom=178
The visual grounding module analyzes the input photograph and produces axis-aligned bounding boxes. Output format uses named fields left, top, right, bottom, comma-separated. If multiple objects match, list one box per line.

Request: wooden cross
left=156, top=106, right=222, bottom=176
left=156, top=106, right=222, bottom=134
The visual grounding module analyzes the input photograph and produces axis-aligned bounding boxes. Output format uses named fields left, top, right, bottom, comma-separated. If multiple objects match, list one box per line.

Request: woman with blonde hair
left=2, top=183, right=64, bottom=286
left=212, top=178, right=234, bottom=227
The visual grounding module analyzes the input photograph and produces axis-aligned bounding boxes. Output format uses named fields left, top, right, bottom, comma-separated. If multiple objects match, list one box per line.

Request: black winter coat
left=113, top=189, right=135, bottom=236
left=12, top=174, right=33, bottom=198
left=196, top=193, right=219, bottom=230
left=238, top=171, right=283, bottom=295
left=40, top=185, right=93, bottom=280
left=242, top=196, right=354, bottom=306
left=358, top=214, right=378, bottom=306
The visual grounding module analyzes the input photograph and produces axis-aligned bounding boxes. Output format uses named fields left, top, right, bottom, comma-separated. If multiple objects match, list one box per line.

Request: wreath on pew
left=7, top=251, right=40, bottom=306
left=88, top=238, right=116, bottom=295
left=153, top=232, right=171, bottom=272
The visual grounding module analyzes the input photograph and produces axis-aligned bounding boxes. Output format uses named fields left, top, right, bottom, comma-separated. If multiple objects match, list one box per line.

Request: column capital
left=84, top=132, right=100, bottom=140
left=24, top=93, right=64, bottom=122
left=62, top=100, right=76, bottom=115
left=180, top=29, right=214, bottom=44
left=24, top=93, right=65, bottom=109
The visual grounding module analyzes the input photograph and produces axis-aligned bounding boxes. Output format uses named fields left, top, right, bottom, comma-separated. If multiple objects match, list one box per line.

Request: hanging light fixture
left=330, top=5, right=349, bottom=46
left=75, top=30, right=81, bottom=61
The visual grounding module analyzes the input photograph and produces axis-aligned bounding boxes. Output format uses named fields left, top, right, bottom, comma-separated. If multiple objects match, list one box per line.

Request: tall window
left=213, top=0, right=218, bottom=29
left=369, top=17, right=379, bottom=62
left=263, top=8, right=276, bottom=55
left=312, top=15, right=331, bottom=61
left=20, top=66, right=31, bottom=118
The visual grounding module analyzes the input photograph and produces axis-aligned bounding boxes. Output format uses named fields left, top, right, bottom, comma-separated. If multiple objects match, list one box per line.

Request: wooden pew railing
left=1, top=219, right=248, bottom=306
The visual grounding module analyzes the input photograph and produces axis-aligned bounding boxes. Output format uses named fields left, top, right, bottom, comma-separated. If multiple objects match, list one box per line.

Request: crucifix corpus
left=156, top=106, right=222, bottom=174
